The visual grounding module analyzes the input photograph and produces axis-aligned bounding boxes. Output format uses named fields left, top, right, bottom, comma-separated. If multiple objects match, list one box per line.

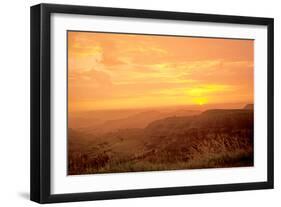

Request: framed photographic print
left=30, top=3, right=274, bottom=203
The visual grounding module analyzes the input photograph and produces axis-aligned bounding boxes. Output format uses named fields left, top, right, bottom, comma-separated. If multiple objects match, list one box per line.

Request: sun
left=193, top=97, right=208, bottom=106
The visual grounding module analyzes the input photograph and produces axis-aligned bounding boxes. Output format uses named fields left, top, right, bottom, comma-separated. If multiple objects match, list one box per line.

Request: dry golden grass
left=68, top=129, right=253, bottom=175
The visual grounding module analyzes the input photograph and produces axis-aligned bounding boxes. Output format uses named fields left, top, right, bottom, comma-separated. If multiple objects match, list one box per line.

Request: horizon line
left=68, top=102, right=254, bottom=113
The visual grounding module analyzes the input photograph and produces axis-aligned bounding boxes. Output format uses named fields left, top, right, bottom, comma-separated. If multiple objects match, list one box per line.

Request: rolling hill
left=68, top=106, right=254, bottom=175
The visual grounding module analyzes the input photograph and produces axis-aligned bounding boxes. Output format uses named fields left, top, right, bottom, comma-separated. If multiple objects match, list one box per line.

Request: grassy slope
left=68, top=109, right=253, bottom=175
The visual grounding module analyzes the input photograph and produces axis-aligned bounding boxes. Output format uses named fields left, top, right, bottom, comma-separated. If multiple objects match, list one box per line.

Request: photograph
left=67, top=31, right=254, bottom=175
left=30, top=3, right=274, bottom=203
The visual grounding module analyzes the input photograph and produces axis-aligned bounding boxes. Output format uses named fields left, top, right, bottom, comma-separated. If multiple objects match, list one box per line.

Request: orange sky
left=68, top=31, right=253, bottom=112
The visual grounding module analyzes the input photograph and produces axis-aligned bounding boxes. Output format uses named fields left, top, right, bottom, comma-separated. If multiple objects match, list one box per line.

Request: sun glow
left=193, top=97, right=208, bottom=106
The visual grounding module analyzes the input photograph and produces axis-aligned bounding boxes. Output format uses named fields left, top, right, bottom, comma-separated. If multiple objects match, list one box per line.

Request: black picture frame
left=30, top=3, right=274, bottom=204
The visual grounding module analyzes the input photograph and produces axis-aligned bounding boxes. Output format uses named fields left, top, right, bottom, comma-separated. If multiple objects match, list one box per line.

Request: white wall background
left=0, top=0, right=279, bottom=206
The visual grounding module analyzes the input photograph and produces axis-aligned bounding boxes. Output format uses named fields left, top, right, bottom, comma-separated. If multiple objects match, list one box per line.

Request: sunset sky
left=68, top=31, right=253, bottom=112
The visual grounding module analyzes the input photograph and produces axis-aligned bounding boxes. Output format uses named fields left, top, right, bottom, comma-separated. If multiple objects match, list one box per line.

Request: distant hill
left=81, top=109, right=201, bottom=134
left=243, top=104, right=254, bottom=110
left=96, top=110, right=163, bottom=134
left=145, top=109, right=253, bottom=141
left=191, top=109, right=253, bottom=129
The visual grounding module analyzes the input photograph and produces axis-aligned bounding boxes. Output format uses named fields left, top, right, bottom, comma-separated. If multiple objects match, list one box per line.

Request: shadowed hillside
left=69, top=108, right=201, bottom=134
left=68, top=106, right=254, bottom=175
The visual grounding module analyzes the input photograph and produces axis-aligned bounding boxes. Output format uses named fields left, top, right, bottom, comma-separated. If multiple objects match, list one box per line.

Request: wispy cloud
left=68, top=32, right=253, bottom=111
